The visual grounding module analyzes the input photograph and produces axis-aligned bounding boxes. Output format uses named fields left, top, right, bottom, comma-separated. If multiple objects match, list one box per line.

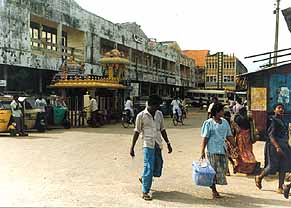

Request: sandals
left=283, top=184, right=291, bottom=199
left=142, top=193, right=152, bottom=201
left=255, top=176, right=262, bottom=189
left=212, top=192, right=223, bottom=199
left=276, top=188, right=284, bottom=194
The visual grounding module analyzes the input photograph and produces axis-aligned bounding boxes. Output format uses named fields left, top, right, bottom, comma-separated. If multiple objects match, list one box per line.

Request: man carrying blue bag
left=200, top=103, right=236, bottom=199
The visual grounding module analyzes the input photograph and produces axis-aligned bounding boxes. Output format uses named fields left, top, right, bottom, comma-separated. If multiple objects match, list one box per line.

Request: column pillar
left=57, top=23, right=63, bottom=56
left=3, top=65, right=8, bottom=91
left=39, top=71, right=42, bottom=93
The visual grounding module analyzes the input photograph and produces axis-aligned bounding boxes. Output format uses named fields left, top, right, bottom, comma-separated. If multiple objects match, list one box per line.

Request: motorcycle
left=121, top=109, right=134, bottom=128
left=173, top=109, right=184, bottom=126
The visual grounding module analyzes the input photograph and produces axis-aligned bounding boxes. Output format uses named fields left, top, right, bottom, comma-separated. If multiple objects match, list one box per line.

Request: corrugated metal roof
left=238, top=63, right=291, bottom=77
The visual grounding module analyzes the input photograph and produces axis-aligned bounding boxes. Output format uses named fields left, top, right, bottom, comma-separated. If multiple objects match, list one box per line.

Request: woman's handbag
left=192, top=159, right=216, bottom=187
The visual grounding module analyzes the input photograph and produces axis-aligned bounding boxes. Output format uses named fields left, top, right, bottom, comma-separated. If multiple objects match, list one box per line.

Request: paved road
left=0, top=109, right=290, bottom=207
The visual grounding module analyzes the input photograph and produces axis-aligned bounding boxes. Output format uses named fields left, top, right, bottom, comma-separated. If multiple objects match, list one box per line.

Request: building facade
left=205, top=52, right=247, bottom=90
left=0, top=0, right=195, bottom=101
left=183, top=50, right=209, bottom=89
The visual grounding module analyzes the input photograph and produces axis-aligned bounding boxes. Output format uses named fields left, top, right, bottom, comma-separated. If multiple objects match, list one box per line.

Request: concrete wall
left=0, top=0, right=195, bottom=87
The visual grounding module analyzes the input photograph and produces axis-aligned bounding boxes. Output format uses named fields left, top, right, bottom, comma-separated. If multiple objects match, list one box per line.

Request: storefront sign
left=167, top=78, right=176, bottom=85
left=251, top=87, right=267, bottom=111
left=158, top=76, right=166, bottom=83
left=0, top=80, right=7, bottom=87
left=143, top=73, right=153, bottom=81
left=133, top=34, right=143, bottom=43
left=130, top=83, right=139, bottom=97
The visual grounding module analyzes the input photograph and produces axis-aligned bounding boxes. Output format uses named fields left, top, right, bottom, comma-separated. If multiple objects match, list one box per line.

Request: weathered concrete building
left=0, top=0, right=195, bottom=102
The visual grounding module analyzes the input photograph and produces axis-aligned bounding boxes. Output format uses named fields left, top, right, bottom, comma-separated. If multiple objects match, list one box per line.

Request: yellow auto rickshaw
left=0, top=96, right=17, bottom=136
left=0, top=95, right=46, bottom=134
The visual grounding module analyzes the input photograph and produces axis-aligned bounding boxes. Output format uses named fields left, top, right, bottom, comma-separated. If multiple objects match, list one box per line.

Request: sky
left=74, top=0, right=291, bottom=72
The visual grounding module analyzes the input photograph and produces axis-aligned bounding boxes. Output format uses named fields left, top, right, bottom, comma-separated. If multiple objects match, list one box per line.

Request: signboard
left=0, top=80, right=7, bottom=87
left=130, top=83, right=139, bottom=97
left=251, top=87, right=267, bottom=111
left=133, top=34, right=143, bottom=43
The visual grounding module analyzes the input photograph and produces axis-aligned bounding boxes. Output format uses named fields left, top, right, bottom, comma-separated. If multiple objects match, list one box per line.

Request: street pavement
left=0, top=109, right=290, bottom=207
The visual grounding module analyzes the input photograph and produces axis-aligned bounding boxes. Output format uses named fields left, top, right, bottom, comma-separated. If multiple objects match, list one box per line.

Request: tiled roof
left=182, top=50, right=209, bottom=67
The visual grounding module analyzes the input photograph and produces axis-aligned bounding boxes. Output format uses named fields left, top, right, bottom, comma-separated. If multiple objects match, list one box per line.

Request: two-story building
left=0, top=0, right=195, bottom=107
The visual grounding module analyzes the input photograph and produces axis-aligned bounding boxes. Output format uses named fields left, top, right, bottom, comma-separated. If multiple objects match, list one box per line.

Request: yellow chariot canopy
left=49, top=80, right=127, bottom=89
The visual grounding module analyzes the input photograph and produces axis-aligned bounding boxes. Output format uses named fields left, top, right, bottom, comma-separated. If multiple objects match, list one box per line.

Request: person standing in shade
left=130, top=94, right=172, bottom=201
left=255, top=103, right=291, bottom=194
left=201, top=103, right=235, bottom=198
left=10, top=96, right=28, bottom=136
left=89, top=96, right=98, bottom=127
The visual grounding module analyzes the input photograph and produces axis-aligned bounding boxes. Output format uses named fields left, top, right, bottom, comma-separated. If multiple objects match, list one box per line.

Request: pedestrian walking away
left=201, top=103, right=236, bottom=199
left=255, top=103, right=291, bottom=194
left=233, top=107, right=260, bottom=175
left=130, top=94, right=173, bottom=201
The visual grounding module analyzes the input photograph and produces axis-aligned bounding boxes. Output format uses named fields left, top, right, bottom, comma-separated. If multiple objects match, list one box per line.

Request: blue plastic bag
left=192, top=159, right=216, bottom=187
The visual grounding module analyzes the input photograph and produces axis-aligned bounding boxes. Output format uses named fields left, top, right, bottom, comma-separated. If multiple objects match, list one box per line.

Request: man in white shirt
left=124, top=97, right=134, bottom=121
left=10, top=95, right=28, bottom=136
left=208, top=97, right=218, bottom=118
left=35, top=95, right=48, bottom=129
left=233, top=98, right=244, bottom=114
left=171, top=97, right=182, bottom=119
left=35, top=95, right=47, bottom=112
left=130, top=95, right=172, bottom=201
left=89, top=96, right=98, bottom=127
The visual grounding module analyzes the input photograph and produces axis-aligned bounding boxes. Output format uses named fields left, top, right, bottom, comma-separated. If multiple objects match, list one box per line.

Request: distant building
left=183, top=50, right=209, bottom=88
left=205, top=52, right=247, bottom=90
left=183, top=50, right=248, bottom=90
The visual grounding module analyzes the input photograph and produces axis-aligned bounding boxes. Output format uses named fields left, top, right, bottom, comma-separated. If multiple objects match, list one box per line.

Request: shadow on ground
left=153, top=191, right=290, bottom=208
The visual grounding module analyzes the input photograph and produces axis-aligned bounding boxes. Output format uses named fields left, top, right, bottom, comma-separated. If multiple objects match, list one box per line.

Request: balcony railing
left=31, top=38, right=84, bottom=62
left=51, top=74, right=122, bottom=83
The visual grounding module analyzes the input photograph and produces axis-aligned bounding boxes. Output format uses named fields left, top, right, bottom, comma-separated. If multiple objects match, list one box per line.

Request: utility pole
left=273, top=0, right=280, bottom=66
